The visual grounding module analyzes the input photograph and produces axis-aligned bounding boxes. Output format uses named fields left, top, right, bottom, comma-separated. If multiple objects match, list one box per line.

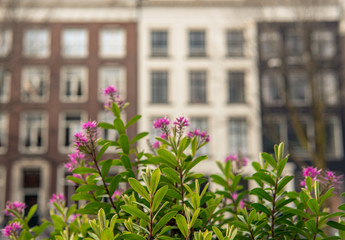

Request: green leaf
left=212, top=226, right=224, bottom=240
left=150, top=168, right=161, bottom=194
left=76, top=184, right=104, bottom=193
left=33, top=221, right=51, bottom=237
left=176, top=214, right=189, bottom=238
left=287, top=209, right=311, bottom=219
left=121, top=205, right=149, bottom=222
left=98, top=122, right=116, bottom=130
left=307, top=199, right=319, bottom=215
left=327, top=221, right=345, bottom=231
left=72, top=167, right=98, bottom=174
left=277, top=157, right=288, bottom=177
left=190, top=208, right=200, bottom=228
left=101, top=228, right=114, bottom=240
left=251, top=203, right=271, bottom=216
left=184, top=155, right=208, bottom=173
left=71, top=192, right=94, bottom=201
left=261, top=152, right=277, bottom=168
left=109, top=174, right=123, bottom=197
left=97, top=142, right=111, bottom=161
left=253, top=172, right=276, bottom=186
left=121, top=233, right=146, bottom=240
left=162, top=168, right=180, bottom=183
left=130, top=132, right=149, bottom=145
left=118, top=135, right=129, bottom=154
left=121, top=155, right=131, bottom=170
left=277, top=176, right=294, bottom=193
left=128, top=178, right=150, bottom=202
left=51, top=215, right=66, bottom=230
left=101, top=159, right=113, bottom=178
left=114, top=118, right=125, bottom=134
left=25, top=204, right=37, bottom=224
left=153, top=211, right=178, bottom=235
left=152, top=185, right=168, bottom=212
left=250, top=188, right=273, bottom=202
left=125, top=115, right=141, bottom=129
left=67, top=175, right=85, bottom=185
left=210, top=175, right=228, bottom=188
left=157, top=149, right=178, bottom=167
left=79, top=202, right=111, bottom=215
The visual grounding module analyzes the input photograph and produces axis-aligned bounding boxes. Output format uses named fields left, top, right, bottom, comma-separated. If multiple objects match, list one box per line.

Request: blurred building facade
left=0, top=0, right=138, bottom=224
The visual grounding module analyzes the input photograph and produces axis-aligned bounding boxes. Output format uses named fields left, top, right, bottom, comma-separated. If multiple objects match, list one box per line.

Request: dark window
left=151, top=30, right=168, bottom=57
left=228, top=71, right=245, bottom=103
left=262, top=71, right=284, bottom=105
left=227, top=30, right=244, bottom=57
left=23, top=169, right=41, bottom=188
left=190, top=71, right=207, bottom=104
left=286, top=29, right=304, bottom=56
left=23, top=169, right=40, bottom=227
left=311, top=30, right=335, bottom=58
left=260, top=31, right=281, bottom=59
left=189, top=30, right=206, bottom=57
left=151, top=71, right=168, bottom=104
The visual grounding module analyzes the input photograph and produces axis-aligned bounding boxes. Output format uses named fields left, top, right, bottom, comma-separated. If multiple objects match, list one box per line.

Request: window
left=190, top=117, right=208, bottom=156
left=190, top=71, right=207, bottom=104
left=262, top=71, right=285, bottom=105
left=315, top=70, right=339, bottom=105
left=189, top=30, right=206, bottom=57
left=21, top=67, right=49, bottom=102
left=325, top=116, right=343, bottom=158
left=312, top=30, right=335, bottom=58
left=263, top=117, right=287, bottom=153
left=98, top=67, right=126, bottom=101
left=62, top=29, right=88, bottom=57
left=0, top=113, right=8, bottom=153
left=260, top=31, right=281, bottom=59
left=287, top=118, right=313, bottom=156
left=100, top=28, right=125, bottom=58
left=288, top=71, right=310, bottom=105
left=151, top=71, right=168, bottom=104
left=98, top=111, right=120, bottom=152
left=60, top=111, right=85, bottom=151
left=0, top=29, right=11, bottom=56
left=23, top=169, right=40, bottom=226
left=0, top=67, right=10, bottom=103
left=0, top=166, right=6, bottom=224
left=151, top=30, right=168, bottom=57
left=19, top=112, right=48, bottom=153
left=23, top=29, right=49, bottom=58
left=60, top=67, right=88, bottom=102
left=228, top=71, right=245, bottom=103
left=229, top=118, right=248, bottom=155
left=286, top=28, right=304, bottom=56
left=227, top=30, right=244, bottom=57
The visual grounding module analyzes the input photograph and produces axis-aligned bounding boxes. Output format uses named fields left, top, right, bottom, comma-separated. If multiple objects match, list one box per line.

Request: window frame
left=262, top=70, right=285, bottom=106
left=61, top=28, right=88, bottom=58
left=188, top=29, right=207, bottom=57
left=98, top=66, right=126, bottom=102
left=23, top=28, right=50, bottom=58
left=189, top=70, right=207, bottom=104
left=260, top=30, right=281, bottom=60
left=0, top=112, right=9, bottom=154
left=228, top=71, right=246, bottom=104
left=226, top=29, right=245, bottom=57
left=150, top=70, right=169, bottom=104
left=0, top=29, right=12, bottom=56
left=99, top=28, right=126, bottom=58
left=60, top=66, right=88, bottom=103
left=150, top=29, right=168, bottom=57
left=228, top=118, right=248, bottom=155
left=21, top=66, right=50, bottom=103
left=288, top=70, right=311, bottom=106
left=189, top=117, right=209, bottom=156
left=311, top=29, right=336, bottom=59
left=0, top=67, right=11, bottom=103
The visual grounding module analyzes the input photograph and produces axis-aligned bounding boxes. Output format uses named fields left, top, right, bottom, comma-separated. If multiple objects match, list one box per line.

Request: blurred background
left=0, top=0, right=344, bottom=226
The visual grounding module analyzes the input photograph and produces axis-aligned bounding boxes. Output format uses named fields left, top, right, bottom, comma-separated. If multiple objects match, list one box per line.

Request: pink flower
left=104, top=85, right=117, bottom=96
left=1, top=222, right=22, bottom=237
left=82, top=121, right=97, bottom=130
left=242, top=157, right=248, bottom=167
left=239, top=200, right=246, bottom=209
left=173, top=116, right=189, bottom=127
left=153, top=117, right=170, bottom=129
left=153, top=141, right=160, bottom=149
left=225, top=155, right=247, bottom=170
left=111, top=190, right=121, bottom=200
left=301, top=166, right=321, bottom=187
left=225, top=155, right=237, bottom=162
left=65, top=151, right=85, bottom=172
left=187, top=131, right=194, bottom=138
left=194, top=129, right=200, bottom=136
left=4, top=201, right=26, bottom=217
left=160, top=133, right=168, bottom=140
left=50, top=193, right=65, bottom=204
left=69, top=214, right=81, bottom=222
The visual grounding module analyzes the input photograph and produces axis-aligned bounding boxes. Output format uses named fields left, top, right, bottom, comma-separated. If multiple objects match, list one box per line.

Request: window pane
left=315, top=70, right=338, bottom=105
left=20, top=112, right=47, bottom=152
left=190, top=71, right=206, bottom=104
left=229, top=118, right=247, bottom=155
left=262, top=71, right=284, bottom=104
left=227, top=30, right=244, bottom=57
left=0, top=67, right=10, bottom=102
left=325, top=117, right=343, bottom=158
left=0, top=29, right=11, bottom=56
left=189, top=30, right=206, bottom=57
left=22, top=67, right=49, bottom=102
left=151, top=71, right=168, bottom=104
left=312, top=30, right=335, bottom=58
left=286, top=29, right=304, bottom=56
left=260, top=31, right=280, bottom=59
left=23, top=169, right=41, bottom=188
left=0, top=113, right=8, bottom=152
left=24, top=29, right=49, bottom=57
left=288, top=71, right=309, bottom=104
left=287, top=119, right=311, bottom=156
left=62, top=29, right=87, bottom=57
left=100, top=29, right=125, bottom=57
left=63, top=113, right=82, bottom=147
left=61, top=67, right=87, bottom=102
left=228, top=71, right=245, bottom=103
left=151, top=30, right=168, bottom=57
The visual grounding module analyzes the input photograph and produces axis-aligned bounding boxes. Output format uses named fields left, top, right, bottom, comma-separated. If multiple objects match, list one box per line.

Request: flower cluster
left=65, top=151, right=86, bottom=172
left=111, top=190, right=121, bottom=200
left=1, top=222, right=22, bottom=238
left=225, top=154, right=248, bottom=170
left=103, top=85, right=125, bottom=111
left=74, top=120, right=99, bottom=152
left=50, top=193, right=65, bottom=205
left=300, top=166, right=321, bottom=187
left=187, top=129, right=210, bottom=142
left=153, top=117, right=170, bottom=133
left=4, top=201, right=26, bottom=217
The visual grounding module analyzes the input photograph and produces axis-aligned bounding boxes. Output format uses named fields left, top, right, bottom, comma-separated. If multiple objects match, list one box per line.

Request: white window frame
left=21, top=66, right=50, bottom=102
left=62, top=28, right=88, bottom=58
left=11, top=159, right=50, bottom=220
left=0, top=29, right=12, bottom=56
left=99, top=28, right=126, bottom=58
left=19, top=111, right=48, bottom=154
left=98, top=66, right=126, bottom=102
left=262, top=70, right=285, bottom=106
left=23, top=28, right=50, bottom=58
left=60, top=66, right=88, bottom=102
left=0, top=67, right=10, bottom=103
left=0, top=112, right=8, bottom=154
left=228, top=118, right=248, bottom=155
left=58, top=111, right=87, bottom=153
left=311, top=30, right=336, bottom=59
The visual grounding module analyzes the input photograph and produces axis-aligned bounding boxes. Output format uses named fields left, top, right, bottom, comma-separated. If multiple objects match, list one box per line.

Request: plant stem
left=271, top=179, right=278, bottom=239
left=312, top=216, right=319, bottom=240
left=149, top=195, right=153, bottom=240
left=178, top=166, right=184, bottom=209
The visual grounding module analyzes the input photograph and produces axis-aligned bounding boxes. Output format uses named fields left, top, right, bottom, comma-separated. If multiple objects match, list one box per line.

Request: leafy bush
left=2, top=86, right=345, bottom=240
